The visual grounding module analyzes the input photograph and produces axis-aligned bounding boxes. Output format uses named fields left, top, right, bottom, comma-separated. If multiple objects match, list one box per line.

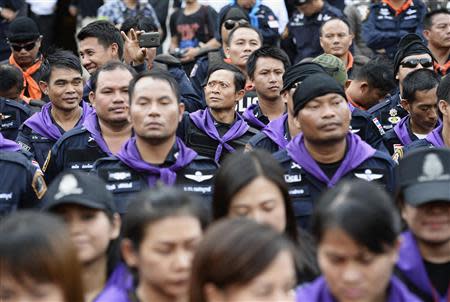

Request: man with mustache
left=92, top=71, right=217, bottom=214
left=44, top=62, right=135, bottom=183
left=274, top=73, right=395, bottom=229
left=383, top=69, right=440, bottom=161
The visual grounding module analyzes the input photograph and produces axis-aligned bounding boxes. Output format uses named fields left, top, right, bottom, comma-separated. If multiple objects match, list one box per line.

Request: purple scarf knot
left=24, top=101, right=93, bottom=140
left=261, top=113, right=289, bottom=149
left=83, top=111, right=113, bottom=156
left=286, top=132, right=376, bottom=187
left=242, top=103, right=266, bottom=129
left=425, top=124, right=445, bottom=147
left=0, top=133, right=21, bottom=152
left=190, top=109, right=249, bottom=162
left=116, top=137, right=198, bottom=187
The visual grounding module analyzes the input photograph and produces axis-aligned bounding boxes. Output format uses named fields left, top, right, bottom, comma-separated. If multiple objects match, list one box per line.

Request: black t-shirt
left=317, top=160, right=344, bottom=180
left=169, top=5, right=217, bottom=49
left=424, top=260, right=450, bottom=296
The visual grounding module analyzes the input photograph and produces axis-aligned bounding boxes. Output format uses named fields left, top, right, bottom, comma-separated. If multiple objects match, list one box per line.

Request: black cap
left=397, top=148, right=450, bottom=206
left=282, top=62, right=326, bottom=91
left=293, top=73, right=346, bottom=115
left=295, top=0, right=313, bottom=5
left=220, top=6, right=250, bottom=29
left=393, top=34, right=434, bottom=75
left=7, top=17, right=40, bottom=43
left=42, top=171, right=117, bottom=214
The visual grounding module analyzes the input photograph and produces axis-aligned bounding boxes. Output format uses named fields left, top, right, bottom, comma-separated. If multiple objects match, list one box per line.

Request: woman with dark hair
left=213, top=150, right=319, bottom=282
left=120, top=187, right=207, bottom=302
left=0, top=211, right=83, bottom=302
left=296, top=180, right=421, bottom=302
left=189, top=218, right=297, bottom=302
left=42, top=171, right=126, bottom=302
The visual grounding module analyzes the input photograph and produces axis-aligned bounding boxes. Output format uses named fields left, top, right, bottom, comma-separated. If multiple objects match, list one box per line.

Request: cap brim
left=8, top=34, right=40, bottom=43
left=403, top=182, right=450, bottom=206
left=43, top=195, right=107, bottom=212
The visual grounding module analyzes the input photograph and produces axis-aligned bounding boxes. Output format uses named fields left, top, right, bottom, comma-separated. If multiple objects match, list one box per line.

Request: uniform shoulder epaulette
left=247, top=126, right=260, bottom=136
left=52, top=126, right=89, bottom=149
left=2, top=98, right=33, bottom=115
left=250, top=131, right=269, bottom=145
left=192, top=154, right=219, bottom=167
left=368, top=98, right=393, bottom=114
left=272, top=149, right=290, bottom=163
left=372, top=150, right=396, bottom=165
left=0, top=150, right=32, bottom=169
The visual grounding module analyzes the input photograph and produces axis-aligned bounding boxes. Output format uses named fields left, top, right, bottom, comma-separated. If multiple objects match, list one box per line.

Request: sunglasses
left=10, top=41, right=36, bottom=52
left=400, top=58, right=433, bottom=69
left=224, top=19, right=249, bottom=30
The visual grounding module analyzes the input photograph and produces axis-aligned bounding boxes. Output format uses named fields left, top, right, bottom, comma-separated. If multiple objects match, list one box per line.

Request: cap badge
left=55, top=174, right=83, bottom=200
left=418, top=153, right=450, bottom=182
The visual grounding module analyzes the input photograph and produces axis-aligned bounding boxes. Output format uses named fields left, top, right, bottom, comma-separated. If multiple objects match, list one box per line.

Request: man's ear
left=344, top=79, right=352, bottom=90
left=235, top=89, right=245, bottom=102
left=110, top=43, right=119, bottom=59
left=89, top=91, right=96, bottom=108
left=439, top=99, right=448, bottom=116
left=359, top=81, right=369, bottom=94
left=400, top=99, right=410, bottom=112
left=121, top=239, right=138, bottom=268
left=178, top=102, right=185, bottom=122
left=293, top=113, right=301, bottom=129
left=224, top=46, right=231, bottom=59
left=39, top=81, right=49, bottom=95
left=423, top=29, right=430, bottom=41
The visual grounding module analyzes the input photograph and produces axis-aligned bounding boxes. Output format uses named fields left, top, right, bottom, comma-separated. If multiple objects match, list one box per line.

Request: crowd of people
left=1, top=0, right=450, bottom=301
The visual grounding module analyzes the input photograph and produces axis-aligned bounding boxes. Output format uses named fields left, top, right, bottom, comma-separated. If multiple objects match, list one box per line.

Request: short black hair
left=312, top=180, right=401, bottom=254
left=437, top=74, right=450, bottom=104
left=354, top=57, right=396, bottom=95
left=122, top=187, right=207, bottom=250
left=90, top=61, right=137, bottom=93
left=121, top=16, right=159, bottom=34
left=424, top=9, right=450, bottom=30
left=205, top=63, right=246, bottom=91
left=40, top=50, right=82, bottom=83
left=246, top=46, right=291, bottom=80
left=402, top=68, right=440, bottom=104
left=0, top=64, right=23, bottom=92
left=227, top=24, right=263, bottom=46
left=319, top=17, right=353, bottom=36
left=77, top=20, right=124, bottom=59
left=128, top=70, right=180, bottom=103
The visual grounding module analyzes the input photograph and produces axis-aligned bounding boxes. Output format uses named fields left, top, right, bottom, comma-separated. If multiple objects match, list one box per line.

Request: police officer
left=369, top=34, right=435, bottom=132
left=178, top=63, right=258, bottom=163
left=0, top=65, right=33, bottom=141
left=16, top=50, right=93, bottom=169
left=383, top=69, right=440, bottom=160
left=423, top=9, right=450, bottom=76
left=3, top=17, right=45, bottom=101
left=216, top=0, right=280, bottom=46
left=190, top=7, right=250, bottom=101
left=362, top=0, right=426, bottom=59
left=395, top=148, right=450, bottom=302
left=92, top=71, right=217, bottom=214
left=44, top=62, right=136, bottom=183
left=285, top=0, right=343, bottom=63
left=407, top=73, right=450, bottom=151
left=243, top=46, right=290, bottom=130
left=274, top=73, right=396, bottom=228
left=247, top=62, right=324, bottom=153
left=0, top=133, right=46, bottom=215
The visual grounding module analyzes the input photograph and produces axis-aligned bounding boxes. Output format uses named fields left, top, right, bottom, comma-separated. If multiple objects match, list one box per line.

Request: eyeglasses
left=224, top=19, right=249, bottom=30
left=400, top=58, right=433, bottom=69
left=10, top=41, right=36, bottom=52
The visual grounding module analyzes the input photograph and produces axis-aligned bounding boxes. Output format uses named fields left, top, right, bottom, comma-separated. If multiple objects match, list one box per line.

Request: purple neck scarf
left=0, top=133, right=21, bottom=152
left=425, top=124, right=445, bottom=147
left=116, top=137, right=198, bottom=187
left=189, top=109, right=249, bottom=162
left=286, top=132, right=376, bottom=187
left=262, top=113, right=289, bottom=149
left=397, top=231, right=446, bottom=301
left=393, top=116, right=414, bottom=145
left=25, top=101, right=93, bottom=140
left=242, top=103, right=266, bottom=129
left=83, top=112, right=112, bottom=156
left=296, top=276, right=422, bottom=302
